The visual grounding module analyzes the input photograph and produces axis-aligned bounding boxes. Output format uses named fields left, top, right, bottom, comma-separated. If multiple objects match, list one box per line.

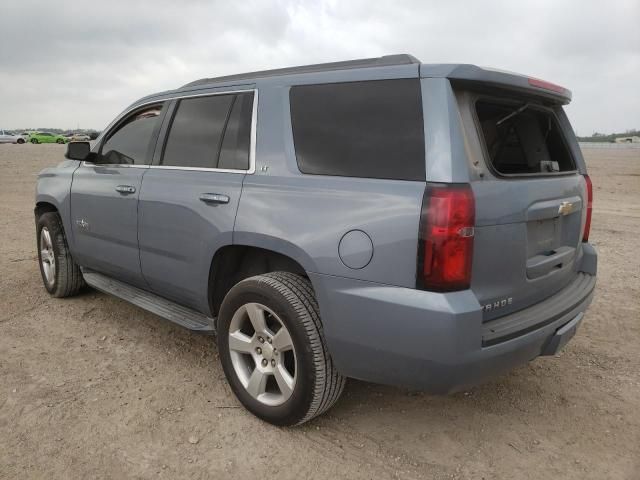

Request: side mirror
left=65, top=141, right=91, bottom=161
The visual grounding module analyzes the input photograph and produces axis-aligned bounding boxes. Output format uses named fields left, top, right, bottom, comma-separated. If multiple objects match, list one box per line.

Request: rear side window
left=162, top=92, right=254, bottom=170
left=218, top=93, right=254, bottom=170
left=290, top=79, right=425, bottom=181
left=100, top=105, right=163, bottom=165
left=475, top=101, right=575, bottom=175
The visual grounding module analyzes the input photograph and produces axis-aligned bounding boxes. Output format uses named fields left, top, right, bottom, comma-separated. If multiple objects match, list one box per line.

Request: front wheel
left=217, top=272, right=345, bottom=426
left=56, top=139, right=64, bottom=144
left=17, top=138, right=25, bottom=144
left=31, top=138, right=38, bottom=144
left=36, top=212, right=85, bottom=297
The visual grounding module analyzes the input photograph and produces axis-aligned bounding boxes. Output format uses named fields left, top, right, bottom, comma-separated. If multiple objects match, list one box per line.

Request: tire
left=56, top=139, right=64, bottom=144
left=217, top=272, right=345, bottom=426
left=31, top=138, right=38, bottom=144
left=36, top=212, right=85, bottom=298
left=17, top=138, right=24, bottom=144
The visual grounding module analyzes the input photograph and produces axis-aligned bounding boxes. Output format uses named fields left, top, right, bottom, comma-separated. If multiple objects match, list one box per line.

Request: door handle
left=115, top=185, right=136, bottom=194
left=199, top=193, right=230, bottom=204
left=526, top=246, right=576, bottom=279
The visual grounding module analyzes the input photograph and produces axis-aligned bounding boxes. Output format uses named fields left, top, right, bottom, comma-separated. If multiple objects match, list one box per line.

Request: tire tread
left=38, top=212, right=85, bottom=298
left=245, top=272, right=345, bottom=424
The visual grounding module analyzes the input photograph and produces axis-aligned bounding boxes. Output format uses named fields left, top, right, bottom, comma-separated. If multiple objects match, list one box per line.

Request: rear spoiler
left=420, top=64, right=572, bottom=105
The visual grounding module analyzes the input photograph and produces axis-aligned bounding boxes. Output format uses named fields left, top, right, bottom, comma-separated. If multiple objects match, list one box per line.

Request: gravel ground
left=1, top=144, right=638, bottom=480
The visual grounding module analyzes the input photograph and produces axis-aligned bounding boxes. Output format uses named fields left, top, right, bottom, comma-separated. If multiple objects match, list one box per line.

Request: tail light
left=582, top=174, right=593, bottom=242
left=417, top=183, right=475, bottom=292
left=528, top=77, right=567, bottom=94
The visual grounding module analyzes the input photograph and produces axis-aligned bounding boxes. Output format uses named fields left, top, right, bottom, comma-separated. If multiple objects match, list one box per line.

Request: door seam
left=137, top=167, right=153, bottom=290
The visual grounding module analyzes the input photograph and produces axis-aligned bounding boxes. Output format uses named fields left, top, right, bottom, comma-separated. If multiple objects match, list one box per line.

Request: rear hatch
left=455, top=82, right=590, bottom=321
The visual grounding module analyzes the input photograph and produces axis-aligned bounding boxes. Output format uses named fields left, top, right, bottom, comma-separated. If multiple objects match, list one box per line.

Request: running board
left=82, top=270, right=215, bottom=334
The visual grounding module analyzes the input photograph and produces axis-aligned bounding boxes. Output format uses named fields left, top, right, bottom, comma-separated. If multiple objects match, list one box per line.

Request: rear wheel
left=17, top=138, right=24, bottom=144
left=36, top=212, right=85, bottom=297
left=31, top=138, right=38, bottom=144
left=56, top=138, right=64, bottom=144
left=217, top=272, right=345, bottom=426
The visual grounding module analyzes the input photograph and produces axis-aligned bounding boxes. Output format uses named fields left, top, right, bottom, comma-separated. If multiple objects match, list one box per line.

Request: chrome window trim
left=81, top=162, right=149, bottom=169
left=86, top=88, right=258, bottom=174
left=148, top=165, right=250, bottom=174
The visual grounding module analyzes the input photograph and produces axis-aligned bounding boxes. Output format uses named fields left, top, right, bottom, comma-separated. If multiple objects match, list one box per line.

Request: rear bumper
left=311, top=243, right=597, bottom=393
left=481, top=272, right=595, bottom=346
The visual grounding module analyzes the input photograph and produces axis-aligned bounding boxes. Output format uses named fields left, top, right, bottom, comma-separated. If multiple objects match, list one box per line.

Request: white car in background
left=0, top=130, right=28, bottom=144
left=69, top=133, right=91, bottom=142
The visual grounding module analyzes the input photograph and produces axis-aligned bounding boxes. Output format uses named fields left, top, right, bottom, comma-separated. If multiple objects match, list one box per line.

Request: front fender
left=35, top=160, right=80, bottom=251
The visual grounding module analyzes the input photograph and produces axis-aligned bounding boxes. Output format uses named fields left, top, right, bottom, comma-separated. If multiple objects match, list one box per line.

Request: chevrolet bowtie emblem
left=558, top=202, right=574, bottom=216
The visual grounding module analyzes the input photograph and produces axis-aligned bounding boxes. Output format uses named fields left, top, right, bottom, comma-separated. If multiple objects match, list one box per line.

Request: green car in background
left=29, top=132, right=68, bottom=144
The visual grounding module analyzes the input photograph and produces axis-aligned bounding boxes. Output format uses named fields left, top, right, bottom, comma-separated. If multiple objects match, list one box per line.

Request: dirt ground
left=0, top=144, right=638, bottom=480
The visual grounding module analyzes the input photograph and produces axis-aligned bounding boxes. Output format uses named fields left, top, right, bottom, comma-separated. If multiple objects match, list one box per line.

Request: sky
left=1, top=0, right=638, bottom=136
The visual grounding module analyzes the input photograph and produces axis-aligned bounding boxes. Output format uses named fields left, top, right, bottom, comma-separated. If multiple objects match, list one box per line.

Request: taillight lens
left=418, top=184, right=475, bottom=292
left=582, top=174, right=593, bottom=242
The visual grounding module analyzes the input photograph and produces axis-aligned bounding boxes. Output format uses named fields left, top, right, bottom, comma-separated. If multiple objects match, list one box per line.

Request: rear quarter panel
left=234, top=72, right=426, bottom=288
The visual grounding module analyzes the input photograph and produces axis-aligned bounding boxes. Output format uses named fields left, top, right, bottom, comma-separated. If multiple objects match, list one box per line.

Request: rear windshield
left=290, top=79, right=425, bottom=181
left=475, top=100, right=575, bottom=175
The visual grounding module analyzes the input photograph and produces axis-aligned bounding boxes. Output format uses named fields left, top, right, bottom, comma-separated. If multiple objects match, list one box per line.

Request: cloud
left=1, top=0, right=638, bottom=134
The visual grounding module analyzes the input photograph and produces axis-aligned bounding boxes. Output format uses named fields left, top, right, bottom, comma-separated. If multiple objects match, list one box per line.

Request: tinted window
left=218, top=93, right=254, bottom=170
left=162, top=95, right=233, bottom=168
left=162, top=92, right=254, bottom=170
left=100, top=105, right=162, bottom=165
left=475, top=101, right=575, bottom=175
left=289, top=79, right=425, bottom=181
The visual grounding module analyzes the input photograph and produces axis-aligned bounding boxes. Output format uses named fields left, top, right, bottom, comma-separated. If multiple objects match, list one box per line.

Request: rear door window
left=161, top=92, right=254, bottom=170
left=289, top=79, right=425, bottom=181
left=217, top=93, right=254, bottom=171
left=475, top=101, right=576, bottom=175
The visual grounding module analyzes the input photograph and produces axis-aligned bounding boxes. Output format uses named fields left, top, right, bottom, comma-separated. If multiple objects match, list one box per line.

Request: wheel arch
left=34, top=200, right=59, bottom=220
left=207, top=240, right=318, bottom=320
left=34, top=191, right=76, bottom=253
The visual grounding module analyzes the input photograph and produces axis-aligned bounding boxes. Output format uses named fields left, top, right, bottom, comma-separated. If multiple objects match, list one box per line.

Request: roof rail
left=182, top=54, right=420, bottom=88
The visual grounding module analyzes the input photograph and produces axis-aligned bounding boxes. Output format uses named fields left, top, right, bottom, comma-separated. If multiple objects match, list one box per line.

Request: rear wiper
left=496, top=103, right=531, bottom=127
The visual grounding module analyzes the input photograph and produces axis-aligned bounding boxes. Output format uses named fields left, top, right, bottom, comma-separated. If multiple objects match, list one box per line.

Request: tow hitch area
left=541, top=312, right=584, bottom=356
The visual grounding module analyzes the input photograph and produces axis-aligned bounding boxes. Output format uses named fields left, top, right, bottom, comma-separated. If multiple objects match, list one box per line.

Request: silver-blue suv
left=35, top=55, right=597, bottom=425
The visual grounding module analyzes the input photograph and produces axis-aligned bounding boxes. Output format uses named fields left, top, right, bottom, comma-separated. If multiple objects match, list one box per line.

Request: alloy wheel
left=228, top=302, right=297, bottom=406
left=40, top=227, right=56, bottom=286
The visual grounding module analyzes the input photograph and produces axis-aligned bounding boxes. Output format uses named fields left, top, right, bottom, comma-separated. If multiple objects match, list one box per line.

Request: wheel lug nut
left=258, top=336, right=264, bottom=343
left=271, top=359, right=275, bottom=367
left=256, top=347, right=262, bottom=355
left=267, top=337, right=272, bottom=344
left=261, top=359, right=268, bottom=367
